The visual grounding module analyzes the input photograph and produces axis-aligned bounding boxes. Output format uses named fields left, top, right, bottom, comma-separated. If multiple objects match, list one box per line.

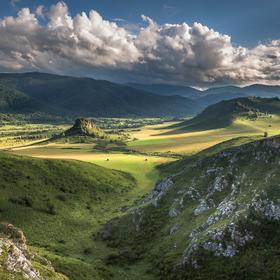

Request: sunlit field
left=12, top=143, right=173, bottom=191
left=0, top=123, right=69, bottom=148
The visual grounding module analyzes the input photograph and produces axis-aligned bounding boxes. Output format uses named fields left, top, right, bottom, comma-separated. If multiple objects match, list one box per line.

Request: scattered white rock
left=141, top=177, right=174, bottom=206
left=194, top=199, right=210, bottom=216
left=169, top=208, right=179, bottom=218
left=169, top=224, right=180, bottom=235
left=251, top=196, right=280, bottom=220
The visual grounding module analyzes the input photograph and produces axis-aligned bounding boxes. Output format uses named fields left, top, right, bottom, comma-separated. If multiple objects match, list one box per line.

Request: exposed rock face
left=0, top=223, right=68, bottom=280
left=139, top=177, right=174, bottom=206
left=1, top=237, right=43, bottom=279
left=193, top=199, right=210, bottom=216
left=175, top=137, right=280, bottom=267
left=251, top=195, right=280, bottom=220
left=169, top=207, right=179, bottom=217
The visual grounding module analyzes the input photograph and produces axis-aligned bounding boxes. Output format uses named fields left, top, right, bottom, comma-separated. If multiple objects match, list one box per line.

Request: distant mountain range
left=0, top=72, right=200, bottom=118
left=197, top=84, right=280, bottom=108
left=128, top=83, right=280, bottom=108
left=0, top=83, right=43, bottom=113
left=1, top=72, right=280, bottom=119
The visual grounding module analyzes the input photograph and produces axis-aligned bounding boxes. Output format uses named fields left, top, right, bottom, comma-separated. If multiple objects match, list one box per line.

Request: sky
left=0, top=0, right=280, bottom=86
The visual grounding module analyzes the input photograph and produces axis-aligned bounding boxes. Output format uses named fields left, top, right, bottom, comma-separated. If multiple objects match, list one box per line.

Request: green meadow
left=11, top=144, right=173, bottom=190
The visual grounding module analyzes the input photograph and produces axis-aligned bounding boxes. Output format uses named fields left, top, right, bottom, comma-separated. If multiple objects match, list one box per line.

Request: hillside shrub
left=9, top=196, right=33, bottom=208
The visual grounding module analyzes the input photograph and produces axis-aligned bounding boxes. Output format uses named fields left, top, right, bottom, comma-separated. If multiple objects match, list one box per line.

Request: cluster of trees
left=0, top=113, right=68, bottom=125
left=93, top=118, right=167, bottom=130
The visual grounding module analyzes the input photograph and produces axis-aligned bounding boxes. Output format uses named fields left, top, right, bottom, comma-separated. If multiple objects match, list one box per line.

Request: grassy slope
left=11, top=142, right=173, bottom=191
left=0, top=151, right=138, bottom=280
left=127, top=116, right=280, bottom=154
left=101, top=135, right=280, bottom=280
left=0, top=230, right=68, bottom=280
left=159, top=135, right=263, bottom=176
left=169, top=97, right=280, bottom=132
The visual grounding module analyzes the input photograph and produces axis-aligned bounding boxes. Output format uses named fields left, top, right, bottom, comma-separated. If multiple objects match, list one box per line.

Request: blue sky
left=1, top=0, right=280, bottom=47
left=0, top=0, right=280, bottom=86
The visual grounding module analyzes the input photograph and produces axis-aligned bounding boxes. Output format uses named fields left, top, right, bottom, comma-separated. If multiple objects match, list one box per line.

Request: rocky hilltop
left=101, top=135, right=280, bottom=279
left=64, top=118, right=103, bottom=137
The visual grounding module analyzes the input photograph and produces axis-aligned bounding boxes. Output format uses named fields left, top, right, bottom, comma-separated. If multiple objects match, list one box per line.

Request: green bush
left=46, top=203, right=56, bottom=215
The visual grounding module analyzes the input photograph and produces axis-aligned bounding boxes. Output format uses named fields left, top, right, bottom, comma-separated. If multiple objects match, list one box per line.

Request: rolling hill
left=0, top=72, right=200, bottom=118
left=0, top=151, right=136, bottom=280
left=100, top=135, right=280, bottom=280
left=171, top=97, right=280, bottom=131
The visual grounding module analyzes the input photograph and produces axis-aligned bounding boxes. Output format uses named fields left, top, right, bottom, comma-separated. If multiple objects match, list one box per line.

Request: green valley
left=1, top=82, right=280, bottom=280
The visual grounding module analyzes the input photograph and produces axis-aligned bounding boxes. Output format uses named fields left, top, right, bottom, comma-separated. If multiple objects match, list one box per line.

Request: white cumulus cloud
left=0, top=1, right=280, bottom=87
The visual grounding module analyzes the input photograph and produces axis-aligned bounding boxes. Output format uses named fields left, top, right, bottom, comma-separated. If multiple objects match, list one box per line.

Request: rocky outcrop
left=64, top=118, right=103, bottom=137
left=139, top=177, right=174, bottom=206
left=0, top=223, right=68, bottom=280
left=1, top=237, right=43, bottom=279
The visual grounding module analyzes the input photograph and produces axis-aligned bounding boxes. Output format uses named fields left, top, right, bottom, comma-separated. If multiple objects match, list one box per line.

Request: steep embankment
left=100, top=135, right=280, bottom=279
